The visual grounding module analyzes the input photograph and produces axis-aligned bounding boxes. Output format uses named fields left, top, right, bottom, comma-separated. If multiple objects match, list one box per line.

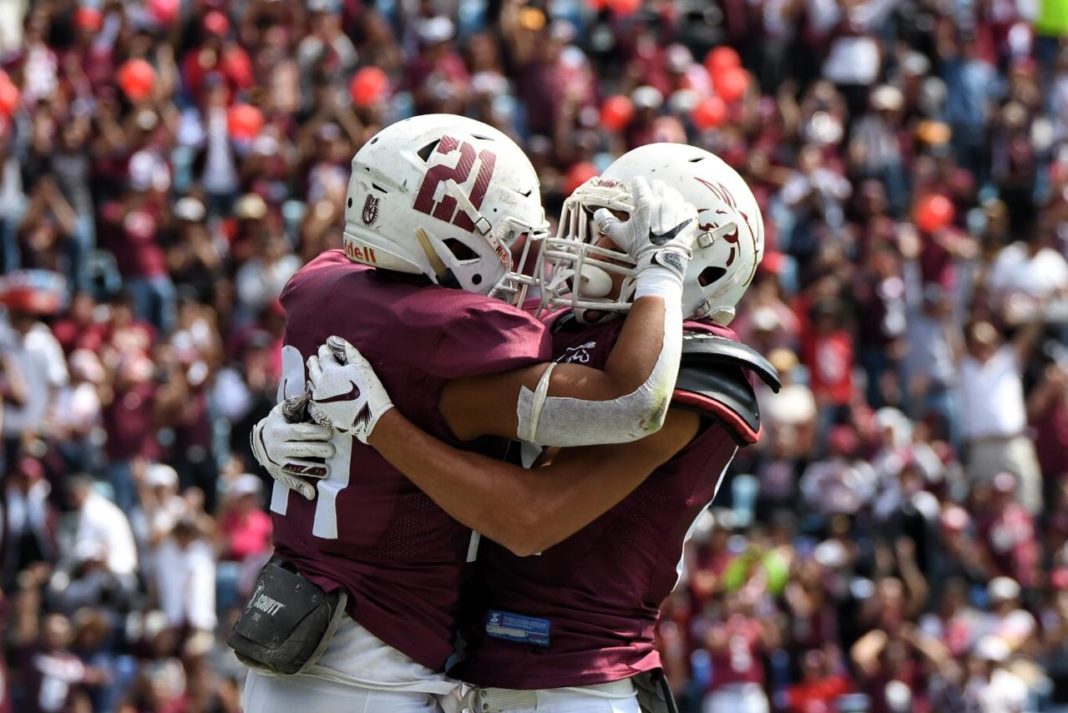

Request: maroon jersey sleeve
left=426, top=300, right=552, bottom=379
left=284, top=250, right=551, bottom=382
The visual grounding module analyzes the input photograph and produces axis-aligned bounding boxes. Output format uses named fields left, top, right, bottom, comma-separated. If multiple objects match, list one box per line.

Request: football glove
left=250, top=396, right=335, bottom=501
left=306, top=336, right=394, bottom=444
left=593, top=176, right=697, bottom=282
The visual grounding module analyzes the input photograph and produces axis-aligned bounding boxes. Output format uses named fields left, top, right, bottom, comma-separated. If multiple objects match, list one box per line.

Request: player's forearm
left=369, top=409, right=666, bottom=555
left=370, top=408, right=698, bottom=555
left=545, top=296, right=668, bottom=399
left=520, top=286, right=683, bottom=446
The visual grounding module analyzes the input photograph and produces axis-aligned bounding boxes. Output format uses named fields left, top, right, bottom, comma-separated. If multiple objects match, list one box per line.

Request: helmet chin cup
left=708, top=305, right=737, bottom=326
left=576, top=264, right=613, bottom=298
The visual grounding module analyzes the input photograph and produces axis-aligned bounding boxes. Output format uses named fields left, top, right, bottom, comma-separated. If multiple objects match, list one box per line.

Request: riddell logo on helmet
left=362, top=195, right=380, bottom=225
left=486, top=233, right=510, bottom=265
left=345, top=243, right=378, bottom=264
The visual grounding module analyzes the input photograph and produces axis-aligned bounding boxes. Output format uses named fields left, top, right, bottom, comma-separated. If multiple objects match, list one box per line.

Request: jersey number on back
left=412, top=135, right=497, bottom=231
left=270, top=345, right=351, bottom=540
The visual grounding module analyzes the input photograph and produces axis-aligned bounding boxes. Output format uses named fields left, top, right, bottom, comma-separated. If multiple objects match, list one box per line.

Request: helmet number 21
left=412, top=135, right=497, bottom=232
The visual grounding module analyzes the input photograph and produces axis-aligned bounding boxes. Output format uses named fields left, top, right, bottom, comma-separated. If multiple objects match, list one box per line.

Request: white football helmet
left=539, top=143, right=765, bottom=324
left=343, top=114, right=549, bottom=301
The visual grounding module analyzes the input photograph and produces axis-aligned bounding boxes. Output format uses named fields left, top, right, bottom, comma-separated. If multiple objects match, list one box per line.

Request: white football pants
left=703, top=682, right=770, bottom=713
left=243, top=670, right=444, bottom=713
left=463, top=679, right=640, bottom=713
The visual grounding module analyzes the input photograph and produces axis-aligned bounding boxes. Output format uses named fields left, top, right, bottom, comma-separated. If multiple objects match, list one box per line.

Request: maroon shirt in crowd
left=707, top=615, right=768, bottom=690
left=18, top=646, right=88, bottom=713
left=978, top=501, right=1040, bottom=588
left=1032, top=394, right=1068, bottom=482
left=100, top=200, right=167, bottom=279
left=102, top=381, right=159, bottom=462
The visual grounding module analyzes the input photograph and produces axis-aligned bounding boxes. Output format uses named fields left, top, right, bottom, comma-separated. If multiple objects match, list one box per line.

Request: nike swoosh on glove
left=306, top=336, right=395, bottom=444
left=593, top=176, right=697, bottom=281
left=250, top=396, right=335, bottom=500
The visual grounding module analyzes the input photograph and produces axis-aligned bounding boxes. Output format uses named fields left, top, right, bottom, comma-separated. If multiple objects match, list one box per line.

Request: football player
left=237, top=119, right=701, bottom=713
left=281, top=144, right=778, bottom=713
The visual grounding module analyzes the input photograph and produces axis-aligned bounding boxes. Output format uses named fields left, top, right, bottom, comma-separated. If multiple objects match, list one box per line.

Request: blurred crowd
left=2, top=0, right=1068, bottom=712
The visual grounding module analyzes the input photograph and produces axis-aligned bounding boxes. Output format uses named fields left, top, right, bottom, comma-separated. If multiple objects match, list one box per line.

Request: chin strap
left=415, top=228, right=450, bottom=282
left=442, top=179, right=492, bottom=236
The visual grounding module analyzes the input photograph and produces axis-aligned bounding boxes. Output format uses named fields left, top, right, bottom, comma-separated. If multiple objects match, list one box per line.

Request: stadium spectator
left=957, top=317, right=1045, bottom=512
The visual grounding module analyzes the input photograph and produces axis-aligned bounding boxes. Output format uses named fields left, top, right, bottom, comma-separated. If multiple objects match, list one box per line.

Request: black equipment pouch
left=633, top=670, right=680, bottom=713
left=226, top=557, right=349, bottom=675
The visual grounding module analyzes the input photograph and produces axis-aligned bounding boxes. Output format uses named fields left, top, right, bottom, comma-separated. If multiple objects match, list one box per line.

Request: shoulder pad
left=673, top=334, right=781, bottom=445
left=680, top=334, right=781, bottom=391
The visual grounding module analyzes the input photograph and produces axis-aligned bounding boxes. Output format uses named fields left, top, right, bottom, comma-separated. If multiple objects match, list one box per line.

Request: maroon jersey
left=271, top=250, right=550, bottom=670
left=453, top=317, right=742, bottom=688
left=707, top=616, right=767, bottom=689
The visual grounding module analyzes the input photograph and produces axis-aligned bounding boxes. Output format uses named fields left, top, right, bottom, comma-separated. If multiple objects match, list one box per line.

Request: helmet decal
left=342, top=115, right=547, bottom=303
left=412, top=135, right=498, bottom=232
left=694, top=176, right=737, bottom=208
left=694, top=177, right=758, bottom=287
left=361, top=195, right=380, bottom=226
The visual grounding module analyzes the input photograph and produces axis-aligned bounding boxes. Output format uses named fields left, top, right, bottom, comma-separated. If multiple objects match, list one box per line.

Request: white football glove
left=594, top=176, right=697, bottom=282
left=250, top=396, right=335, bottom=501
left=306, top=336, right=395, bottom=444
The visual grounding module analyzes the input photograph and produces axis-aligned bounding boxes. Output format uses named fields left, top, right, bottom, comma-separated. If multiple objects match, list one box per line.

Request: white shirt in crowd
left=0, top=0, right=26, bottom=55
left=800, top=457, right=878, bottom=516
left=1, top=321, right=69, bottom=437
left=49, top=382, right=102, bottom=433
left=202, top=106, right=239, bottom=197
left=154, top=537, right=218, bottom=632
left=235, top=254, right=302, bottom=314
left=758, top=382, right=817, bottom=440
left=74, top=491, right=138, bottom=576
left=4, top=479, right=51, bottom=543
left=963, top=668, right=1028, bottom=713
left=988, top=242, right=1068, bottom=301
left=957, top=347, right=1027, bottom=441
left=810, top=0, right=902, bottom=86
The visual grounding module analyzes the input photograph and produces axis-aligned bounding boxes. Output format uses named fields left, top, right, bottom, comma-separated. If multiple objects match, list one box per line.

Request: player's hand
left=250, top=396, right=335, bottom=501
left=306, top=336, right=395, bottom=444
left=593, top=176, right=697, bottom=281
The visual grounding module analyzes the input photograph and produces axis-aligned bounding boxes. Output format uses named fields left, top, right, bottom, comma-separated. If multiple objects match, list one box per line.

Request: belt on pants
left=465, top=678, right=636, bottom=712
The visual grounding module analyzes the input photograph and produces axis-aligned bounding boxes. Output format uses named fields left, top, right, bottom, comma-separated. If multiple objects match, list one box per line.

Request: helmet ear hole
left=443, top=238, right=480, bottom=261
left=698, top=266, right=727, bottom=287
left=417, top=140, right=439, bottom=162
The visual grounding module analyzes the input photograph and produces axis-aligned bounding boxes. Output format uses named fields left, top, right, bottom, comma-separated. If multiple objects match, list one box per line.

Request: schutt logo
left=251, top=592, right=286, bottom=617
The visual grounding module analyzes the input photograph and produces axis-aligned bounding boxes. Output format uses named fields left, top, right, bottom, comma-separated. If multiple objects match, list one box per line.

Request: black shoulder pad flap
left=680, top=334, right=781, bottom=392
left=673, top=334, right=781, bottom=445
left=674, top=364, right=762, bottom=444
